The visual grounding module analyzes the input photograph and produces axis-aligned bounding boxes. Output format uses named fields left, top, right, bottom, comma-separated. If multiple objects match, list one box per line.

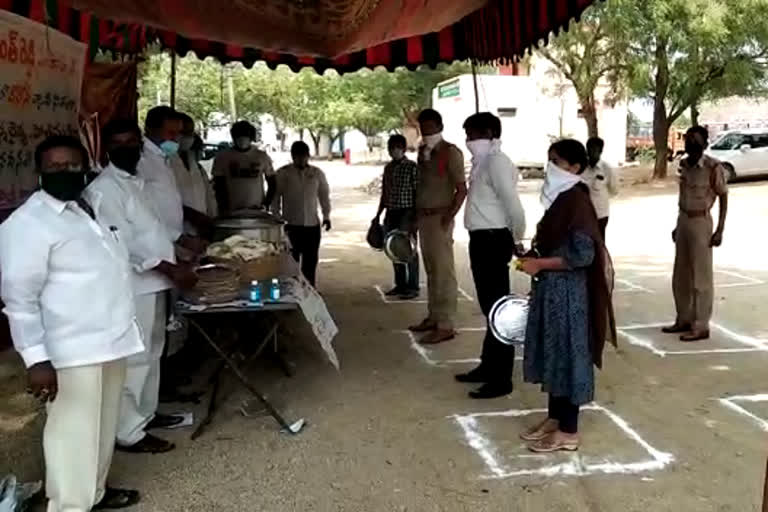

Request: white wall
left=432, top=58, right=627, bottom=168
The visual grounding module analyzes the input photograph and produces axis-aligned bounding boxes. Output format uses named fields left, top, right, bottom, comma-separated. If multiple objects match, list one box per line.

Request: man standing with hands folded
left=409, top=109, right=467, bottom=345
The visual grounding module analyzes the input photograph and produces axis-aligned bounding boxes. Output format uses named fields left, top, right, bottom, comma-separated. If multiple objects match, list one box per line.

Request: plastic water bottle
left=249, top=280, right=262, bottom=305
left=270, top=278, right=280, bottom=302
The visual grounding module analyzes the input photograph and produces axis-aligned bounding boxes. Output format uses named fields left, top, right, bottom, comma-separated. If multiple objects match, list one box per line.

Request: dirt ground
left=2, top=161, right=768, bottom=511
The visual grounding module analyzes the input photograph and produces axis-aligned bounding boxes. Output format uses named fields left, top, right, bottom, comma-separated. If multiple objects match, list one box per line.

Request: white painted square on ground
left=617, top=321, right=768, bottom=357
left=374, top=284, right=474, bottom=304
left=615, top=268, right=765, bottom=291
left=713, top=270, right=765, bottom=289
left=451, top=404, right=674, bottom=479
left=399, top=329, right=523, bottom=366
left=614, top=278, right=655, bottom=294
left=719, top=394, right=768, bottom=432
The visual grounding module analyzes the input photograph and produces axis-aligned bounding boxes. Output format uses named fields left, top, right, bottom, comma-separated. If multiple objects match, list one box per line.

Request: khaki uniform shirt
left=678, top=154, right=728, bottom=214
left=274, top=164, right=331, bottom=227
left=416, top=141, right=465, bottom=210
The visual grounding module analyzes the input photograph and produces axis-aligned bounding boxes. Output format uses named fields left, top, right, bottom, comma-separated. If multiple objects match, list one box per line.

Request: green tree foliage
left=138, top=55, right=484, bottom=154
left=622, top=0, right=768, bottom=178
left=537, top=1, right=633, bottom=138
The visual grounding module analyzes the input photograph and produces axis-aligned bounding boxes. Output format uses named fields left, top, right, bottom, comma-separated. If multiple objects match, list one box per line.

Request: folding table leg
left=190, top=359, right=226, bottom=440
left=188, top=318, right=303, bottom=435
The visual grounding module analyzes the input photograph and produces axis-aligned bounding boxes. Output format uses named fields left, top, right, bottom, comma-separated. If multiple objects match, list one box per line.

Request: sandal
left=520, top=419, right=559, bottom=441
left=94, top=488, right=140, bottom=509
left=528, top=433, right=579, bottom=453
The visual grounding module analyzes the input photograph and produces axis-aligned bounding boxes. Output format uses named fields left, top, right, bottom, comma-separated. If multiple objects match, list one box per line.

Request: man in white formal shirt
left=86, top=120, right=198, bottom=454
left=455, top=112, right=526, bottom=400
left=583, top=137, right=618, bottom=241
left=0, top=136, right=142, bottom=511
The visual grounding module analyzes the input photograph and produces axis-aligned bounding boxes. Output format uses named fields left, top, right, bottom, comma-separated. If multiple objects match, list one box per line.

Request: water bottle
left=249, top=280, right=262, bottom=305
left=270, top=278, right=281, bottom=302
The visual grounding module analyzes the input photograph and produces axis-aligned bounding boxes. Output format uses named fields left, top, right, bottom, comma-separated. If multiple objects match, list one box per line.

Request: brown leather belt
left=418, top=207, right=449, bottom=217
left=680, top=209, right=708, bottom=218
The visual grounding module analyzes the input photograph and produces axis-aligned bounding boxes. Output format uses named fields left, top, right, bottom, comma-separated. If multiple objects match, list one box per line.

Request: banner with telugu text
left=0, top=10, right=85, bottom=210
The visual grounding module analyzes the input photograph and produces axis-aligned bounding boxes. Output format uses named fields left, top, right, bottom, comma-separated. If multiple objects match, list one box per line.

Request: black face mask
left=40, top=171, right=89, bottom=202
left=109, top=146, right=142, bottom=174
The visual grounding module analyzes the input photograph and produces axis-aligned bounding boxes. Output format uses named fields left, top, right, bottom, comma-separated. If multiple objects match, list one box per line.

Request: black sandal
left=93, top=487, right=140, bottom=509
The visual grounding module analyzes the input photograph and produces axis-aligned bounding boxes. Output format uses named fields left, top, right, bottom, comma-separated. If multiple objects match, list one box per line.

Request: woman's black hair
left=231, top=120, right=256, bottom=139
left=549, top=139, right=589, bottom=174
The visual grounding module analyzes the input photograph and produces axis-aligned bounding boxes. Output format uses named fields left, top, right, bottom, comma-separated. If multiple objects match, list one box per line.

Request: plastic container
left=269, top=278, right=281, bottom=301
left=249, top=280, right=262, bottom=305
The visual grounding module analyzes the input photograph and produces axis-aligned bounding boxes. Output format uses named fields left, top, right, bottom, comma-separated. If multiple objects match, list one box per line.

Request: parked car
left=706, top=129, right=768, bottom=181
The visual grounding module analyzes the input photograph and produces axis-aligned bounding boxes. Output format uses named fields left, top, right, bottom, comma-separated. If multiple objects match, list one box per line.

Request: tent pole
left=170, top=49, right=177, bottom=109
left=471, top=60, right=479, bottom=113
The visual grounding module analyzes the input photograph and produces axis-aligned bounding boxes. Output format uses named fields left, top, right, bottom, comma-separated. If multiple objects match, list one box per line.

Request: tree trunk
left=652, top=37, right=670, bottom=180
left=691, top=102, right=700, bottom=127
left=580, top=93, right=599, bottom=138
left=308, top=130, right=320, bottom=155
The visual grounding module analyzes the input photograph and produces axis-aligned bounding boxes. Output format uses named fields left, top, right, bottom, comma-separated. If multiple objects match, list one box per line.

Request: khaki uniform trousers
left=418, top=214, right=457, bottom=330
left=672, top=213, right=714, bottom=331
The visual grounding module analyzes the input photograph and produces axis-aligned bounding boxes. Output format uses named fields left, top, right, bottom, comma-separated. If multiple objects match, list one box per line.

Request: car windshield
left=711, top=133, right=745, bottom=150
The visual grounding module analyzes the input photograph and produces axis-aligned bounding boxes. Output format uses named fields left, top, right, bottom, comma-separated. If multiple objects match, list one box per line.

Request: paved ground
left=2, top=161, right=768, bottom=511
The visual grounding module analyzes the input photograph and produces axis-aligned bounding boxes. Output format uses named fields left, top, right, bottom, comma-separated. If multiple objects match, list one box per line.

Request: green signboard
left=438, top=79, right=460, bottom=99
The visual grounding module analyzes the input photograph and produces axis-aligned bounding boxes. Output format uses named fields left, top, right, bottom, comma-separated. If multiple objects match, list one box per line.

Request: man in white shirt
left=213, top=120, right=276, bottom=215
left=175, top=112, right=217, bottom=235
left=0, top=136, right=142, bottom=511
left=583, top=137, right=618, bottom=240
left=455, top=112, right=526, bottom=400
left=271, top=141, right=331, bottom=286
left=87, top=120, right=198, bottom=454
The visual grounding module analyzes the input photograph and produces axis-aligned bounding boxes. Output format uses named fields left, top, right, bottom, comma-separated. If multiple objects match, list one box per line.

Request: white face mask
left=540, top=161, right=582, bottom=210
left=466, top=139, right=492, bottom=158
left=422, top=133, right=443, bottom=149
left=235, top=137, right=252, bottom=151
left=389, top=148, right=405, bottom=160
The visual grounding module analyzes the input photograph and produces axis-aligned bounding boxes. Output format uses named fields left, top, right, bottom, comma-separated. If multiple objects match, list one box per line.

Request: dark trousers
left=598, top=217, right=608, bottom=241
left=469, top=229, right=515, bottom=383
left=548, top=395, right=580, bottom=434
left=285, top=225, right=321, bottom=286
left=384, top=208, right=420, bottom=291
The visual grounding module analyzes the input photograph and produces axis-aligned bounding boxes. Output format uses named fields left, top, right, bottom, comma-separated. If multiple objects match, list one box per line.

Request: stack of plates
left=189, top=264, right=241, bottom=304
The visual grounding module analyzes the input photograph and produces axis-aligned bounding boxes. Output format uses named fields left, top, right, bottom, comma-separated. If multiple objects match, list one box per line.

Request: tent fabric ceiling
left=1, top=0, right=597, bottom=73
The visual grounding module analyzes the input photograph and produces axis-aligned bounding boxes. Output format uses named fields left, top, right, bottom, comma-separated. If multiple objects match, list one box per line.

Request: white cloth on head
left=540, top=162, right=583, bottom=211
left=85, top=164, right=176, bottom=296
left=137, top=137, right=184, bottom=241
left=582, top=159, right=618, bottom=219
left=44, top=359, right=126, bottom=512
left=0, top=190, right=143, bottom=369
left=117, top=292, right=166, bottom=446
left=464, top=139, right=526, bottom=240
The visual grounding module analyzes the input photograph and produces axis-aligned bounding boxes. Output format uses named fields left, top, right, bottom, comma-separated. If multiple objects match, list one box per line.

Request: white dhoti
left=44, top=359, right=126, bottom=512
left=116, top=292, right=166, bottom=446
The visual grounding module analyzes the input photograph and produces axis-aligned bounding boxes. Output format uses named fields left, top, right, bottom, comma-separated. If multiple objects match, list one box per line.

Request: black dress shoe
left=455, top=367, right=491, bottom=384
left=116, top=433, right=175, bottom=454
left=147, top=413, right=184, bottom=430
left=469, top=382, right=514, bottom=399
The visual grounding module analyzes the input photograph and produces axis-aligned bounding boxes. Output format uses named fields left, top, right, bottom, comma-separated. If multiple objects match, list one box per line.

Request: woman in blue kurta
left=518, top=139, right=615, bottom=453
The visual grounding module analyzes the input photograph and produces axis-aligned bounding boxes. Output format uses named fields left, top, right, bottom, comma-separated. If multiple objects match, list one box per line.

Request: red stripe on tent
left=366, top=42, right=390, bottom=67
left=513, top=0, right=522, bottom=53
left=333, top=54, right=351, bottom=67
left=406, top=36, right=422, bottom=64
left=297, top=55, right=315, bottom=65
left=98, top=19, right=110, bottom=45
left=556, top=0, right=569, bottom=22
left=262, top=51, right=280, bottom=63
left=160, top=30, right=177, bottom=48
left=225, top=44, right=244, bottom=59
left=0, top=0, right=11, bottom=11
left=438, top=27, right=453, bottom=61
left=79, top=12, right=91, bottom=43
left=57, top=4, right=72, bottom=34
left=538, top=0, right=550, bottom=34
left=29, top=0, right=44, bottom=22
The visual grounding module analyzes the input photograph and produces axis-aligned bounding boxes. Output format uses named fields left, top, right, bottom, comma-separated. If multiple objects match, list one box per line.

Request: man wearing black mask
left=86, top=120, right=197, bottom=454
left=0, top=135, right=143, bottom=510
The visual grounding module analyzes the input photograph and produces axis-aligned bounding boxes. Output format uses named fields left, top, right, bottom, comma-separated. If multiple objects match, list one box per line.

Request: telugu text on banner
left=0, top=10, right=85, bottom=210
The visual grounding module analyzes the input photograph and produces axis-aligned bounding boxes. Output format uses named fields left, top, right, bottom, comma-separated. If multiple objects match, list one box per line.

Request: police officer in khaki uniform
left=663, top=126, right=728, bottom=342
left=408, top=109, right=467, bottom=345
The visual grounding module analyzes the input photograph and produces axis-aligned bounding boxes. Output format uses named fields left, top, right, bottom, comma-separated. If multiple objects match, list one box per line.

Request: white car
left=706, top=129, right=768, bottom=181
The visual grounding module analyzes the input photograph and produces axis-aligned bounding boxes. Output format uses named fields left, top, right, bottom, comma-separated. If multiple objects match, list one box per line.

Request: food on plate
left=206, top=235, right=285, bottom=262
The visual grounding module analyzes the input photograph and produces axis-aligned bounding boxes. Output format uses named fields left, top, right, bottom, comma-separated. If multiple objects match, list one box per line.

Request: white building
left=432, top=57, right=627, bottom=168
